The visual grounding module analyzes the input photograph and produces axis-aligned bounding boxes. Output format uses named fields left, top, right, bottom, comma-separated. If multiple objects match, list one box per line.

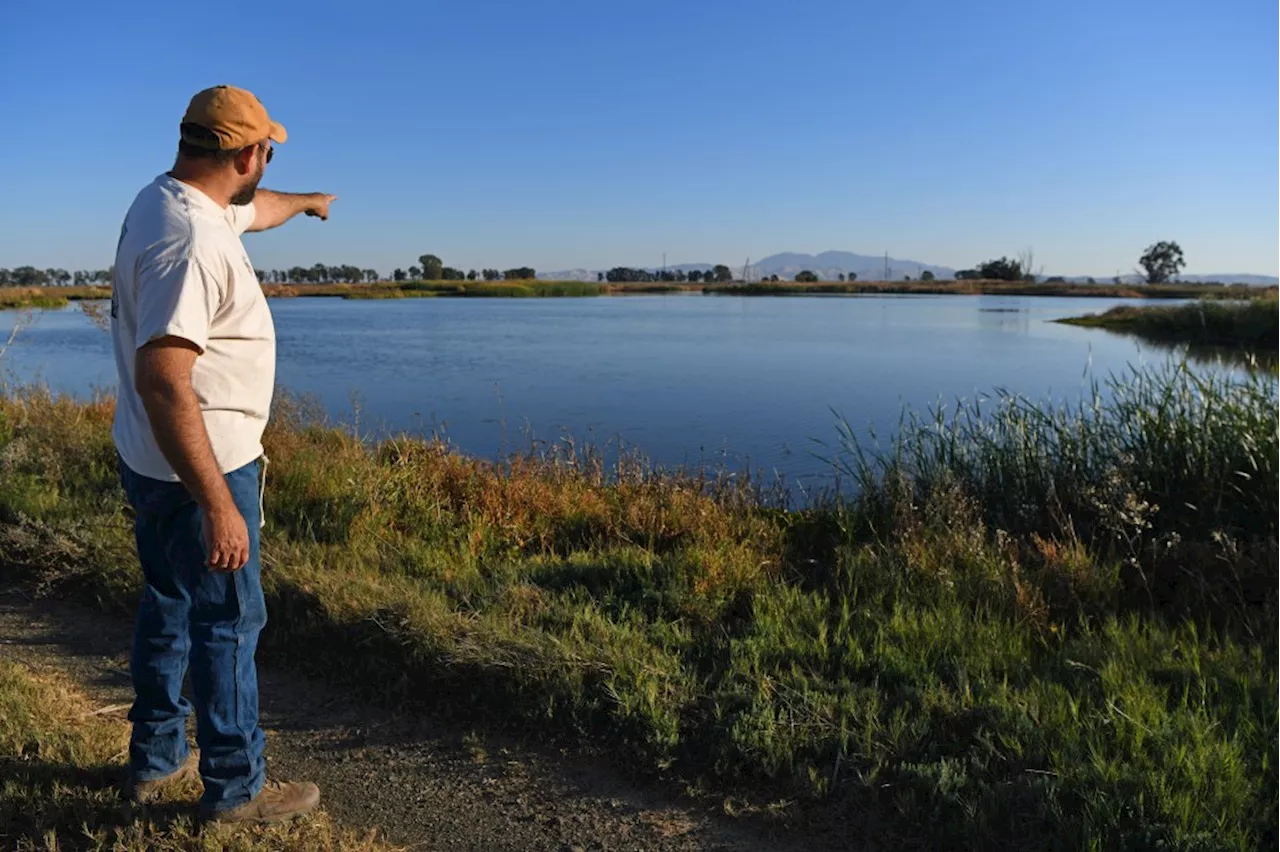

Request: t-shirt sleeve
left=227, top=202, right=257, bottom=235
left=134, top=257, right=224, bottom=352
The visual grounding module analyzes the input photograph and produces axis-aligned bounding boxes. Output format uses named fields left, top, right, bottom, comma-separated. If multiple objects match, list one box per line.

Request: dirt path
left=0, top=587, right=812, bottom=852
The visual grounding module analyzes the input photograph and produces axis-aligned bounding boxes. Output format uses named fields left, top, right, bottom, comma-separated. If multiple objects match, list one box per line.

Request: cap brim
left=268, top=120, right=287, bottom=144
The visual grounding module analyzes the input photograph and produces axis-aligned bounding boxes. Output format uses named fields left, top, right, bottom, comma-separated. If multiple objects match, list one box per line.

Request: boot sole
left=201, top=805, right=317, bottom=825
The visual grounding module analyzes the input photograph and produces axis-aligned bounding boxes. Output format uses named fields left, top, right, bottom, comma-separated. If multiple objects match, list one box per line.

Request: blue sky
left=1, top=0, right=1275, bottom=276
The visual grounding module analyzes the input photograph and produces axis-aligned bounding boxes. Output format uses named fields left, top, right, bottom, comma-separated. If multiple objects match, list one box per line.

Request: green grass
left=0, top=658, right=397, bottom=850
left=0, top=363, right=1275, bottom=850
left=1057, top=299, right=1279, bottom=350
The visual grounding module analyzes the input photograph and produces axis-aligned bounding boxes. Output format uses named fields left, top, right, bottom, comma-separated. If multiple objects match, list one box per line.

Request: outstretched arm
left=247, top=190, right=337, bottom=232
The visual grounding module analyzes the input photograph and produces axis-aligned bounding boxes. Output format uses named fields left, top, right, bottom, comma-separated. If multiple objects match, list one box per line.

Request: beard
left=230, top=161, right=265, bottom=206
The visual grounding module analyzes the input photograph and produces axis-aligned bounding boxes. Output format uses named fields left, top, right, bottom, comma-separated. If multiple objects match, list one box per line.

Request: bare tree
left=1016, top=247, right=1043, bottom=283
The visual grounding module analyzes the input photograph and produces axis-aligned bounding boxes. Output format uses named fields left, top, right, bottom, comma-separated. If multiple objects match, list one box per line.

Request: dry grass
left=0, top=286, right=111, bottom=309
left=0, top=658, right=399, bottom=851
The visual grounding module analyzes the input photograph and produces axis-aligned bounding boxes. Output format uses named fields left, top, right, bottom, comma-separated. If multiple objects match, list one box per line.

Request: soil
left=0, top=586, right=827, bottom=852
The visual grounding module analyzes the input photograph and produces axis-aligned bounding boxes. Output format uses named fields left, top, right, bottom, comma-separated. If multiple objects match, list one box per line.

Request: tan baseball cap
left=181, top=85, right=287, bottom=151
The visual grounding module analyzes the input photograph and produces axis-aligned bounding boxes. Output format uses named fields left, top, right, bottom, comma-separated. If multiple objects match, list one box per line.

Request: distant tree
left=482, top=269, right=501, bottom=281
left=418, top=254, right=444, bottom=280
left=1085, top=277, right=1096, bottom=285
left=846, top=273, right=856, bottom=282
left=596, top=272, right=605, bottom=283
left=769, top=274, right=780, bottom=282
left=12, top=266, right=47, bottom=286
left=904, top=275, right=912, bottom=281
left=955, top=270, right=980, bottom=280
left=978, top=257, right=1024, bottom=282
left=441, top=267, right=466, bottom=280
left=408, top=266, right=422, bottom=279
left=504, top=267, right=536, bottom=280
left=920, top=270, right=935, bottom=281
left=712, top=264, right=733, bottom=283
left=837, top=273, right=846, bottom=282
left=1138, top=241, right=1185, bottom=284
left=1045, top=276, right=1065, bottom=283
left=687, top=270, right=703, bottom=283
left=607, top=267, right=652, bottom=283
left=467, top=269, right=477, bottom=281
left=255, top=269, right=266, bottom=283
left=1112, top=275, right=1122, bottom=285
left=795, top=270, right=819, bottom=283
left=364, top=269, right=379, bottom=282
left=392, top=268, right=406, bottom=282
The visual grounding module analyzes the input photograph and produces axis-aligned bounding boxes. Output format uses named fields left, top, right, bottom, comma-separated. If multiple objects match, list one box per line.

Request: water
left=0, top=294, right=1242, bottom=495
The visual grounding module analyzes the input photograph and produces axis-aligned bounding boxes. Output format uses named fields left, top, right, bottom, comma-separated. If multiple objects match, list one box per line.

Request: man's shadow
left=1, top=755, right=197, bottom=844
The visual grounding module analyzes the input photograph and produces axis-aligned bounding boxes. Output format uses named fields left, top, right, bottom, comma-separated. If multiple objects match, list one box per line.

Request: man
left=110, top=85, right=336, bottom=823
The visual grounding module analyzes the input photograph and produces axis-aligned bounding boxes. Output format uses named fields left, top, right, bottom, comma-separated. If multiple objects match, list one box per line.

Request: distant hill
left=539, top=252, right=1277, bottom=286
left=748, top=251, right=954, bottom=282
left=538, top=252, right=951, bottom=282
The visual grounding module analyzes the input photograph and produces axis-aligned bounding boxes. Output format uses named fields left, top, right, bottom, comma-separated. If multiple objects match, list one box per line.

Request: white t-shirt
left=111, top=174, right=276, bottom=482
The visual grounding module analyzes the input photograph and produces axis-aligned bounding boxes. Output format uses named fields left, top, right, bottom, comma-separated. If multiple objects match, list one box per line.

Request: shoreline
left=3, top=279, right=1275, bottom=311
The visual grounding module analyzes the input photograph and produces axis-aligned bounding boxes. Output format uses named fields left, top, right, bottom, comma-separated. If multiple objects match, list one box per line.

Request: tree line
left=955, top=241, right=1186, bottom=285
left=600, top=265, right=735, bottom=283
left=0, top=267, right=112, bottom=286
left=258, top=265, right=379, bottom=284
left=1, top=241, right=1192, bottom=289
left=385, top=255, right=538, bottom=283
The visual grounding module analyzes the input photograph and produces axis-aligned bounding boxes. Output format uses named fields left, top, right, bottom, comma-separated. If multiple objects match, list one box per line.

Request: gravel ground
left=0, top=587, right=825, bottom=852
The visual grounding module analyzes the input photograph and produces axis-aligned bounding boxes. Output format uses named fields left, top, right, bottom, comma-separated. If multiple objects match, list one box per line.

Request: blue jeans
left=118, top=457, right=267, bottom=813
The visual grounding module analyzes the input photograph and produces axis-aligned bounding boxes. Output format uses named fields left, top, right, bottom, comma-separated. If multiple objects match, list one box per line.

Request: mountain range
left=539, top=251, right=1278, bottom=286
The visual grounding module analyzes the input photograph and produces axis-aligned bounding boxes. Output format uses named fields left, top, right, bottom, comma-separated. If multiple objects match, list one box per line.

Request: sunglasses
left=252, top=142, right=274, bottom=164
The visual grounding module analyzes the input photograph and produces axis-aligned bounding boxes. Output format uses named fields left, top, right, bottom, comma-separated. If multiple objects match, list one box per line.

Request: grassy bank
left=0, top=658, right=394, bottom=850
left=0, top=286, right=112, bottom=310
left=7, top=280, right=1273, bottom=312
left=267, top=280, right=608, bottom=299
left=710, top=280, right=1276, bottom=300
left=1057, top=299, right=1279, bottom=350
left=1, top=364, right=1276, bottom=850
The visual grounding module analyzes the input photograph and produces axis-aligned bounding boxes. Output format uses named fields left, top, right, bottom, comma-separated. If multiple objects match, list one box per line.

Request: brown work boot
left=201, top=779, right=321, bottom=824
left=124, top=749, right=201, bottom=803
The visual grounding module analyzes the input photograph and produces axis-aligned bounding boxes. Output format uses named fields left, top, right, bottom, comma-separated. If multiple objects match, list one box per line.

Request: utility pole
left=884, top=251, right=889, bottom=282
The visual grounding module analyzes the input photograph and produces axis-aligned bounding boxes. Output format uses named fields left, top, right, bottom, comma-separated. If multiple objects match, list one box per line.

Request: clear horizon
left=1, top=0, right=1275, bottom=277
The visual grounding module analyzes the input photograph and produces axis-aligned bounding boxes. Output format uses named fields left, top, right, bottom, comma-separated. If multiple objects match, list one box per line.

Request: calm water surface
left=0, top=294, right=1238, bottom=494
